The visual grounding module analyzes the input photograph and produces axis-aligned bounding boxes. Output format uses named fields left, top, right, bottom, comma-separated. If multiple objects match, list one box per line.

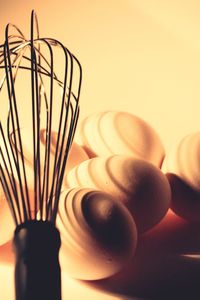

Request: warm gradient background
left=1, top=0, right=200, bottom=299
left=1, top=0, right=200, bottom=149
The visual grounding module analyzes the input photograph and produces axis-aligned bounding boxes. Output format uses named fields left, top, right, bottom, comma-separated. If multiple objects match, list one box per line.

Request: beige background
left=1, top=0, right=200, bottom=150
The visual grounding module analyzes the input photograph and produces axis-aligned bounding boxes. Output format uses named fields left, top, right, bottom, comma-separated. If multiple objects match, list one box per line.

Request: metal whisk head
left=0, top=11, right=82, bottom=226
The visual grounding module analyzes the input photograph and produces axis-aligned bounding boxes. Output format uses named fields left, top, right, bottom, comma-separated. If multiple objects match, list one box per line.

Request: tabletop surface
left=1, top=211, right=200, bottom=299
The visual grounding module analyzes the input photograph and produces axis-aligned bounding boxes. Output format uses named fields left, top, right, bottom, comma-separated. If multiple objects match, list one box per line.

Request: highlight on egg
left=162, top=132, right=200, bottom=192
left=76, top=111, right=165, bottom=167
left=162, top=132, right=200, bottom=221
left=66, top=155, right=171, bottom=233
left=57, top=187, right=138, bottom=280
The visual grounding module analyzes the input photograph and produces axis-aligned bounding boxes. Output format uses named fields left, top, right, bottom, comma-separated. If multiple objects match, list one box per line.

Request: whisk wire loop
left=0, top=11, right=82, bottom=225
left=4, top=30, right=30, bottom=222
left=0, top=11, right=82, bottom=300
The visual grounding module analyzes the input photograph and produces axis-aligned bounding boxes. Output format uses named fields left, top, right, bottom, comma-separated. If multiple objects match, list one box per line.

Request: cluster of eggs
left=1, top=110, right=199, bottom=280
left=58, top=111, right=172, bottom=280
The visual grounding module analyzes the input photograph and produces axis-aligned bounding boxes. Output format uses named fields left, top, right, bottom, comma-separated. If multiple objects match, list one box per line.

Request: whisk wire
left=46, top=48, right=73, bottom=220
left=0, top=164, right=18, bottom=224
left=0, top=124, right=22, bottom=223
left=4, top=33, right=30, bottom=221
left=0, top=11, right=82, bottom=225
left=0, top=11, right=82, bottom=300
left=30, top=12, right=41, bottom=219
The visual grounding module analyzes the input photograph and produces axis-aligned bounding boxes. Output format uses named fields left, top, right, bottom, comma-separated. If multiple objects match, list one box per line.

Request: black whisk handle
left=13, top=221, right=62, bottom=300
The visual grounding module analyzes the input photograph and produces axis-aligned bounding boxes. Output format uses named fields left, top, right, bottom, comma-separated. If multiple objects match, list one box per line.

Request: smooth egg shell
left=162, top=132, right=200, bottom=221
left=39, top=129, right=89, bottom=172
left=76, top=111, right=165, bottom=167
left=66, top=155, right=171, bottom=232
left=162, top=132, right=200, bottom=192
left=166, top=173, right=200, bottom=222
left=19, top=128, right=89, bottom=177
left=57, top=187, right=137, bottom=280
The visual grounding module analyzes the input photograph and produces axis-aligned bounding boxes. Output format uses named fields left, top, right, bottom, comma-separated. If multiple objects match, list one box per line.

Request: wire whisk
left=0, top=11, right=82, bottom=300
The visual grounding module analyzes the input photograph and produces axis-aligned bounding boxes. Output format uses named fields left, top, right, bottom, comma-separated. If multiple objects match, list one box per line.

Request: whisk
left=0, top=11, right=82, bottom=300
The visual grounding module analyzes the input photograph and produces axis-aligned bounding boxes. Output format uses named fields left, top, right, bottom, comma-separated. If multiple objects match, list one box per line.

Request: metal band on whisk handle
left=0, top=11, right=82, bottom=300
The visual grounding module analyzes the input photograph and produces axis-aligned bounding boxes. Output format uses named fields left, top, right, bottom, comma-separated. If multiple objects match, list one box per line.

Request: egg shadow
left=82, top=210, right=200, bottom=299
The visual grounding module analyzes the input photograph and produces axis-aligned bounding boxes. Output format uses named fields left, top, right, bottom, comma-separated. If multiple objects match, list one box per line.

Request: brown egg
left=18, top=128, right=89, bottom=175
left=66, top=155, right=171, bottom=232
left=162, top=132, right=200, bottom=221
left=163, top=132, right=200, bottom=192
left=167, top=173, right=200, bottom=222
left=56, top=187, right=137, bottom=280
left=76, top=111, right=165, bottom=167
left=40, top=129, right=89, bottom=172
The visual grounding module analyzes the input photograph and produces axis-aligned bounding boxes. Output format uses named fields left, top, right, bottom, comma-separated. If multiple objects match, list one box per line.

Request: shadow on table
left=1, top=209, right=200, bottom=299
left=84, top=210, right=200, bottom=300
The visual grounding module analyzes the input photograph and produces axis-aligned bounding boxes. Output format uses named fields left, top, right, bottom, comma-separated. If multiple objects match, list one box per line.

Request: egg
left=76, top=111, right=165, bottom=167
left=56, top=187, right=137, bottom=280
left=163, top=132, right=200, bottom=221
left=163, top=132, right=200, bottom=192
left=18, top=128, right=88, bottom=175
left=166, top=173, right=200, bottom=222
left=66, top=155, right=171, bottom=232
left=39, top=129, right=89, bottom=172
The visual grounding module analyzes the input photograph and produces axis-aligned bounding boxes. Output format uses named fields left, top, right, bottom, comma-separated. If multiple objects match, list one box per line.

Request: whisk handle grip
left=13, top=221, right=62, bottom=300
